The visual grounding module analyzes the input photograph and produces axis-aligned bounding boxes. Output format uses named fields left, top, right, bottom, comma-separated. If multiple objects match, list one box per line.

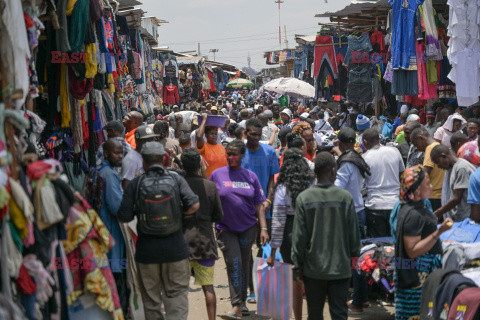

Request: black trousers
left=365, top=208, right=391, bottom=238
left=303, top=277, right=350, bottom=320
left=113, top=270, right=129, bottom=317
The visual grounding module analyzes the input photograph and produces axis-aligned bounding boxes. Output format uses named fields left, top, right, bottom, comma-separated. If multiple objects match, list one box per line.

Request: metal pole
left=275, top=0, right=284, bottom=49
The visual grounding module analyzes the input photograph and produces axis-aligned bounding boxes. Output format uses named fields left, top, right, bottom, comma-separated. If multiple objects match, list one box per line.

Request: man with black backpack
left=118, top=141, right=200, bottom=320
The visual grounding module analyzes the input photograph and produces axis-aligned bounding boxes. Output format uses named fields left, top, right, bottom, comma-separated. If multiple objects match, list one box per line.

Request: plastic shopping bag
left=261, top=243, right=283, bottom=261
left=252, top=257, right=292, bottom=320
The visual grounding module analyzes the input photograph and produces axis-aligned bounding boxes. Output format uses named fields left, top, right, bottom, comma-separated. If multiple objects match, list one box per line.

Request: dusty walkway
left=187, top=250, right=395, bottom=320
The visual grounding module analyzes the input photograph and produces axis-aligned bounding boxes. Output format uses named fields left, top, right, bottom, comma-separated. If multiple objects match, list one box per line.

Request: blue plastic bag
left=382, top=122, right=394, bottom=139
left=261, top=243, right=283, bottom=261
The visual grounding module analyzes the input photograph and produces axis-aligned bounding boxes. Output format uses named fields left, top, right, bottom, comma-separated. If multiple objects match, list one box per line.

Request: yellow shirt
left=423, top=142, right=446, bottom=199
left=197, top=142, right=227, bottom=178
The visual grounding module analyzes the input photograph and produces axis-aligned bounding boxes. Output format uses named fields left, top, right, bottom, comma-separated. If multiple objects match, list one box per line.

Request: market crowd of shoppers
left=87, top=93, right=480, bottom=320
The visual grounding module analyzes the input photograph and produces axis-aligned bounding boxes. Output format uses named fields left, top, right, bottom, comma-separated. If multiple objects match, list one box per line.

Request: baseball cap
left=103, top=120, right=124, bottom=132
left=140, top=141, right=165, bottom=156
left=426, top=110, right=435, bottom=118
left=135, top=125, right=160, bottom=140
left=337, top=127, right=356, bottom=143
left=211, top=106, right=218, bottom=111
left=300, top=112, right=310, bottom=119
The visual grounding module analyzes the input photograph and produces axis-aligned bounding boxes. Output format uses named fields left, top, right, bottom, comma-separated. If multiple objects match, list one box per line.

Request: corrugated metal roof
left=177, top=56, right=205, bottom=65
left=295, top=35, right=316, bottom=44
left=315, top=0, right=389, bottom=17
left=117, top=0, right=142, bottom=9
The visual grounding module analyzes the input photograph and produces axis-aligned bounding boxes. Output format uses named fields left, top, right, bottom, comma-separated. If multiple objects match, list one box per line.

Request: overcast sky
left=139, top=0, right=350, bottom=71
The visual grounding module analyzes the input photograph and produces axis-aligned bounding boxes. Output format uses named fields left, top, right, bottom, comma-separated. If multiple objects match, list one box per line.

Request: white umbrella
left=263, top=77, right=315, bottom=98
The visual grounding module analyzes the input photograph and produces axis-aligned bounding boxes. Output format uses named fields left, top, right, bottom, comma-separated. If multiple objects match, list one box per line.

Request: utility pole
left=284, top=25, right=289, bottom=49
left=198, top=43, right=201, bottom=56
left=275, top=0, right=284, bottom=49
left=247, top=52, right=251, bottom=69
left=209, top=49, right=219, bottom=61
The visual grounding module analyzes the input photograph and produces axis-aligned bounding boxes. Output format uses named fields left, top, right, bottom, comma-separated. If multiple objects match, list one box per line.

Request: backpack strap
left=133, top=175, right=145, bottom=214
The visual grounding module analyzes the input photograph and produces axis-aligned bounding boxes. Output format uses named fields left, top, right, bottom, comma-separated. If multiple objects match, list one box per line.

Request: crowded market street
left=1, top=0, right=480, bottom=319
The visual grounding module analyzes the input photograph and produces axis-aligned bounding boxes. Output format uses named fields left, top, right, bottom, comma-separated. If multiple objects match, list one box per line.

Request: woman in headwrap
left=394, top=165, right=453, bottom=320
left=433, top=113, right=467, bottom=148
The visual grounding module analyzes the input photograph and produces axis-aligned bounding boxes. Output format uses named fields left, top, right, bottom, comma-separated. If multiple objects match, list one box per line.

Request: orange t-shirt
left=197, top=143, right=227, bottom=178
left=125, top=129, right=137, bottom=149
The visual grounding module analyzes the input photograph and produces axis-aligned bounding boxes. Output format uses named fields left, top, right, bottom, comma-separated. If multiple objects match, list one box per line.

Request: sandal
left=221, top=310, right=242, bottom=319
left=241, top=306, right=250, bottom=315
left=246, top=293, right=256, bottom=304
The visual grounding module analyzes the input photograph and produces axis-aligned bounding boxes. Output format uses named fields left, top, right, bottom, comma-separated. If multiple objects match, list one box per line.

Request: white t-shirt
left=314, top=119, right=333, bottom=131
left=363, top=146, right=405, bottom=210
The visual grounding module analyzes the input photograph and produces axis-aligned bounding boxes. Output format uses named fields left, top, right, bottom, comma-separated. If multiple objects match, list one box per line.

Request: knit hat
left=356, top=114, right=371, bottom=131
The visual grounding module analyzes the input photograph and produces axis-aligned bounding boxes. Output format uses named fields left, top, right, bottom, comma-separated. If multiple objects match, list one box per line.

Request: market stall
left=0, top=0, right=179, bottom=317
left=313, top=0, right=465, bottom=118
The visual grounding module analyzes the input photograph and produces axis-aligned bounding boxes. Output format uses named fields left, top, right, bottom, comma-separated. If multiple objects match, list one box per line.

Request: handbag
left=252, top=257, right=292, bottom=320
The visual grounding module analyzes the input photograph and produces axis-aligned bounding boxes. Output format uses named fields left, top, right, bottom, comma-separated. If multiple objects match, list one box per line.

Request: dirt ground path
left=187, top=250, right=395, bottom=320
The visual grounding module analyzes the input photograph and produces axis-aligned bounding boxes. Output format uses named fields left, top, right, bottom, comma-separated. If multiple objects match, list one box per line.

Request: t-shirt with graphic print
left=210, top=166, right=266, bottom=233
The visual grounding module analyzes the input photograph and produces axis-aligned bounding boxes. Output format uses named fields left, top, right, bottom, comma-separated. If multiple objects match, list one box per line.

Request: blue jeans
left=357, top=209, right=366, bottom=240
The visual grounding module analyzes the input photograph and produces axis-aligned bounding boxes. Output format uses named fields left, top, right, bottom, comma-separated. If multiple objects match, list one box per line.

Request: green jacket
left=292, top=184, right=361, bottom=280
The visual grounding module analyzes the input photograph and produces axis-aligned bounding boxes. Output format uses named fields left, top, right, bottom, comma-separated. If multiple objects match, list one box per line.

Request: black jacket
left=183, top=174, right=224, bottom=261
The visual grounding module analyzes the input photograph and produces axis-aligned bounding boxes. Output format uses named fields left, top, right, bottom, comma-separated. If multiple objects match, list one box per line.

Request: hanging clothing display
left=389, top=0, right=425, bottom=70
left=163, top=84, right=179, bottom=105
left=333, top=35, right=349, bottom=67
left=447, top=0, right=480, bottom=106
left=314, top=35, right=338, bottom=77
left=420, top=0, right=443, bottom=60
left=345, top=33, right=374, bottom=103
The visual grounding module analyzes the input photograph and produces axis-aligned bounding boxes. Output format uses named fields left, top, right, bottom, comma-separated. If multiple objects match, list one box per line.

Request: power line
left=162, top=26, right=318, bottom=45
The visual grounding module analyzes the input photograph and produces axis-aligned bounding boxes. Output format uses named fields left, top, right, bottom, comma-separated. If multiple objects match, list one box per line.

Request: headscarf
left=442, top=113, right=467, bottom=132
left=400, top=165, right=425, bottom=204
